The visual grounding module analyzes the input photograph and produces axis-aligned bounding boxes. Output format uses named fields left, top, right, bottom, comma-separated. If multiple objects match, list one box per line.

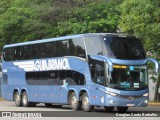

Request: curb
left=148, top=102, right=160, bottom=106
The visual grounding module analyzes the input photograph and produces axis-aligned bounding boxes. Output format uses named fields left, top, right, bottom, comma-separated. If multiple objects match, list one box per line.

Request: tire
left=104, top=106, right=115, bottom=112
left=70, top=92, right=81, bottom=110
left=14, top=91, right=22, bottom=107
left=82, top=92, right=94, bottom=112
left=22, top=91, right=31, bottom=107
left=117, top=107, right=128, bottom=112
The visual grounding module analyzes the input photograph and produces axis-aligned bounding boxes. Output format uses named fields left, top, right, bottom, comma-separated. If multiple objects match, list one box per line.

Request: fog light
left=144, top=100, right=148, bottom=104
left=108, top=99, right=115, bottom=104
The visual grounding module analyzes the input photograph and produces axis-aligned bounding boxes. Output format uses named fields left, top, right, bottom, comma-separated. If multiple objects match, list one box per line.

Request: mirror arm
left=147, top=58, right=159, bottom=73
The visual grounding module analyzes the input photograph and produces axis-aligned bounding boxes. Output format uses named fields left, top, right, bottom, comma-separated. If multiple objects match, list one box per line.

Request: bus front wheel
left=70, top=92, right=81, bottom=110
left=82, top=93, right=94, bottom=112
left=14, top=92, right=22, bottom=107
left=117, top=107, right=128, bottom=112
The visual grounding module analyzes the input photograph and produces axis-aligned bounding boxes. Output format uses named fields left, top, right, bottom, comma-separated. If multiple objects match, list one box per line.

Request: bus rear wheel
left=82, top=93, right=94, bottom=112
left=22, top=91, right=31, bottom=107
left=70, top=92, right=81, bottom=110
left=14, top=91, right=22, bottom=107
left=117, top=107, right=128, bottom=112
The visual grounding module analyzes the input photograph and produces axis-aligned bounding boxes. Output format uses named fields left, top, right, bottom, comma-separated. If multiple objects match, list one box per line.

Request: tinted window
left=55, top=40, right=68, bottom=57
left=103, top=36, right=146, bottom=60
left=4, top=48, right=15, bottom=61
left=66, top=70, right=85, bottom=85
left=26, top=70, right=85, bottom=85
left=84, top=36, right=103, bottom=55
left=89, top=58, right=105, bottom=85
left=26, top=71, right=49, bottom=85
left=43, top=42, right=55, bottom=58
left=21, top=45, right=31, bottom=60
left=31, top=44, right=43, bottom=59
left=68, top=38, right=86, bottom=58
left=4, top=38, right=86, bottom=61
left=48, top=71, right=58, bottom=85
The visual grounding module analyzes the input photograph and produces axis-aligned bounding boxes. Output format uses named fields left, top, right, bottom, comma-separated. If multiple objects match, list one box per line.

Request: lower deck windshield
left=108, top=65, right=148, bottom=90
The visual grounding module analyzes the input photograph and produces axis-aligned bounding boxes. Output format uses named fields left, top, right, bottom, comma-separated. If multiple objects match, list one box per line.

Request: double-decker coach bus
left=1, top=33, right=159, bottom=112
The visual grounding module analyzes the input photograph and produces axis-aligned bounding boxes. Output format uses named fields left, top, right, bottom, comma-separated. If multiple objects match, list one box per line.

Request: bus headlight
left=109, top=92, right=118, bottom=96
left=143, top=93, right=149, bottom=97
left=100, top=88, right=118, bottom=96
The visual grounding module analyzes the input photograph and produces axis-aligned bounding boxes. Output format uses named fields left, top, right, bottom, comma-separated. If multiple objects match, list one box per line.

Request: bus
left=1, top=33, right=159, bottom=112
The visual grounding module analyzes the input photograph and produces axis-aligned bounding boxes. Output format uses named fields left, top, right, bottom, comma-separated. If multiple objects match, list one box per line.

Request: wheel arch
left=13, top=88, right=20, bottom=101
left=20, top=88, right=30, bottom=101
left=79, top=89, right=91, bottom=103
left=67, top=89, right=78, bottom=104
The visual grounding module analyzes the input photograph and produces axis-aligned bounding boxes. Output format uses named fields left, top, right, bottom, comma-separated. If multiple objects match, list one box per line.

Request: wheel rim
left=22, top=94, right=27, bottom=105
left=15, top=94, right=20, bottom=104
left=71, top=96, right=77, bottom=108
left=83, top=96, right=89, bottom=109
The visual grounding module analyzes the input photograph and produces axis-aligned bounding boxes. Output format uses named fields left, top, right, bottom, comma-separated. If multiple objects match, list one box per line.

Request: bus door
left=91, top=61, right=105, bottom=106
left=57, top=71, right=68, bottom=104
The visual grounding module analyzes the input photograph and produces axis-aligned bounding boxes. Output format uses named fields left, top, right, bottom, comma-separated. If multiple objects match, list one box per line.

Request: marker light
left=143, top=93, right=149, bottom=97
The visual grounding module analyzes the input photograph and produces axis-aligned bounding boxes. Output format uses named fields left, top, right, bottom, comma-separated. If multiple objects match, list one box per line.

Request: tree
left=0, top=0, right=53, bottom=48
left=0, top=0, right=106, bottom=49
left=119, top=0, right=160, bottom=55
left=56, top=1, right=120, bottom=35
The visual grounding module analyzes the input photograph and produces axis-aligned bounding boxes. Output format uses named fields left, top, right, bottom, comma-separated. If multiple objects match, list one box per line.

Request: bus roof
left=3, top=33, right=131, bottom=48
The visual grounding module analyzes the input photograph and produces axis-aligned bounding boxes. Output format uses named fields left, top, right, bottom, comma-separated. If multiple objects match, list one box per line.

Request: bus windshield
left=108, top=65, right=148, bottom=90
left=103, top=36, right=146, bottom=60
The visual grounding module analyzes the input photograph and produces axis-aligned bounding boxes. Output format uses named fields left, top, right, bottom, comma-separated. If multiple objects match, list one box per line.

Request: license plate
left=127, top=104, right=135, bottom=106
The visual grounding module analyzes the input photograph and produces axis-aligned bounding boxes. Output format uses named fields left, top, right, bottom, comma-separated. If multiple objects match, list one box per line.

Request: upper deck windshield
left=84, top=35, right=146, bottom=60
left=103, top=36, right=146, bottom=60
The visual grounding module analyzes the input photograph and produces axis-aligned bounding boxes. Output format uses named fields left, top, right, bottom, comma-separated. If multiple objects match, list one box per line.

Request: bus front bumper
left=105, top=95, right=149, bottom=107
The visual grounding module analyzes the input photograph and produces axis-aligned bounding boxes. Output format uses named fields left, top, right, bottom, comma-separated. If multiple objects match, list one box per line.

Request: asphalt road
left=0, top=100, right=160, bottom=120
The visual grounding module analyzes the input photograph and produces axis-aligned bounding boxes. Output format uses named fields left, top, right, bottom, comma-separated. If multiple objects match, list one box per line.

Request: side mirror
left=147, top=58, right=159, bottom=73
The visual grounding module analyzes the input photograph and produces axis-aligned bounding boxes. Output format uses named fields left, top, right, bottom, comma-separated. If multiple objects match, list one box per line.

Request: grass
left=0, top=98, right=4, bottom=101
left=148, top=101, right=160, bottom=105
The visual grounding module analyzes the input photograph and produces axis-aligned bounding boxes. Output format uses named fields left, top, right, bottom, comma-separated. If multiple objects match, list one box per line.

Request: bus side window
left=21, top=45, right=31, bottom=60
left=4, top=48, right=16, bottom=61
left=43, top=42, right=55, bottom=58
left=48, top=71, right=58, bottom=85
left=15, top=47, right=22, bottom=60
left=31, top=44, right=43, bottom=59
left=68, top=38, right=86, bottom=58
left=55, top=40, right=68, bottom=57
left=59, top=70, right=65, bottom=85
left=89, top=58, right=105, bottom=85
left=65, top=70, right=85, bottom=85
